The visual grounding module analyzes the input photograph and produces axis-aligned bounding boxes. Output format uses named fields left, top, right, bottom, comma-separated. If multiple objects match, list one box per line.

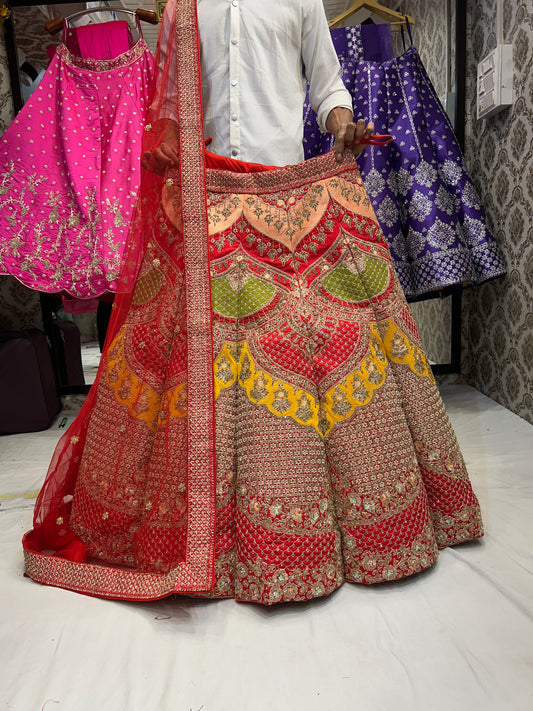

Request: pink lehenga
left=22, top=0, right=483, bottom=605
left=0, top=19, right=155, bottom=298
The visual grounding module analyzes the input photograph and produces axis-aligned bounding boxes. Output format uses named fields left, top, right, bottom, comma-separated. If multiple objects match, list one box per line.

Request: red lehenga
left=22, top=0, right=483, bottom=604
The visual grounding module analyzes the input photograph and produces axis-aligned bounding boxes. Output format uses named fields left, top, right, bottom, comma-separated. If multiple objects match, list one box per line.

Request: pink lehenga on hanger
left=22, top=0, right=483, bottom=605
left=0, top=13, right=155, bottom=298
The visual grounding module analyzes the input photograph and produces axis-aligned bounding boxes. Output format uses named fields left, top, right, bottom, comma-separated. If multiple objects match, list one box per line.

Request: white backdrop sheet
left=1, top=385, right=532, bottom=711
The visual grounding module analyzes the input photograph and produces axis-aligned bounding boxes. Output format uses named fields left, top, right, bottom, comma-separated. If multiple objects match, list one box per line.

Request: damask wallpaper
left=0, top=35, right=13, bottom=134
left=462, top=0, right=533, bottom=424
left=0, top=276, right=42, bottom=331
left=0, top=6, right=61, bottom=131
left=391, top=0, right=532, bottom=424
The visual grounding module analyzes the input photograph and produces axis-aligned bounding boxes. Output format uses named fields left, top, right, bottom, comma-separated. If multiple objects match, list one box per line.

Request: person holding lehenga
left=23, top=0, right=483, bottom=605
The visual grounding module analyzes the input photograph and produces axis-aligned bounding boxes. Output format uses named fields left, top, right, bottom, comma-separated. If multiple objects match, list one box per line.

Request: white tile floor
left=1, top=383, right=532, bottom=711
left=80, top=340, right=101, bottom=385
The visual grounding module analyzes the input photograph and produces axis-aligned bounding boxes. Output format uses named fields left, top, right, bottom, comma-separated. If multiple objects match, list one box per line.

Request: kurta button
left=231, top=38, right=238, bottom=45
left=231, top=113, right=238, bottom=121
left=232, top=0, right=238, bottom=5
left=231, top=80, right=238, bottom=86
left=232, top=149, right=239, bottom=156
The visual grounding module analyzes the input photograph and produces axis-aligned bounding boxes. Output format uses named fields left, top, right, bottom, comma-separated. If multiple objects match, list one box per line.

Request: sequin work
left=23, top=151, right=483, bottom=603
left=303, top=26, right=506, bottom=299
left=0, top=33, right=155, bottom=297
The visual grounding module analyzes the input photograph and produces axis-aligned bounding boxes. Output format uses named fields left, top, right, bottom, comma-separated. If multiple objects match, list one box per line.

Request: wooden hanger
left=45, top=8, right=158, bottom=36
left=329, top=1, right=414, bottom=29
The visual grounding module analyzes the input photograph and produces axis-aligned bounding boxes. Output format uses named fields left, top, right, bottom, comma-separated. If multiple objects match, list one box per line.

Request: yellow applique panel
left=213, top=320, right=434, bottom=437
left=213, top=342, right=239, bottom=395
left=321, top=328, right=388, bottom=434
left=105, top=328, right=187, bottom=430
left=379, top=319, right=435, bottom=383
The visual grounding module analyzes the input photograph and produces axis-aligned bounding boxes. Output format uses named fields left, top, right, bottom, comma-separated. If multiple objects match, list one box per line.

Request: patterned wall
left=461, top=0, right=533, bottom=424
left=395, top=0, right=451, bottom=97
left=0, top=24, right=14, bottom=134
left=0, top=6, right=61, bottom=131
left=0, top=276, right=42, bottom=330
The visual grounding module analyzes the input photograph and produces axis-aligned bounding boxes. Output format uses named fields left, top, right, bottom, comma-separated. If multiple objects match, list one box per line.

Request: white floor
left=1, top=384, right=532, bottom=711
left=80, top=340, right=101, bottom=385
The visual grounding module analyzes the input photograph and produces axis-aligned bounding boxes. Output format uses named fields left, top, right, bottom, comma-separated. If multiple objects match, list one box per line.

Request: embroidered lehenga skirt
left=23, top=151, right=483, bottom=604
left=0, top=26, right=155, bottom=298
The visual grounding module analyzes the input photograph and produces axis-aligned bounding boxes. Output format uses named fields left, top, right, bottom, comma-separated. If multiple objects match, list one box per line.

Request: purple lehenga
left=303, top=24, right=506, bottom=300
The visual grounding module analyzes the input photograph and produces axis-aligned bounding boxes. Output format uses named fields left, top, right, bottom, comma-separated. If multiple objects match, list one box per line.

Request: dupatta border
left=172, top=0, right=217, bottom=592
left=23, top=547, right=211, bottom=600
left=22, top=0, right=217, bottom=600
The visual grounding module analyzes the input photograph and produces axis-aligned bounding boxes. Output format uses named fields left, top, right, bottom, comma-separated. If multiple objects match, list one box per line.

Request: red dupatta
left=23, top=0, right=217, bottom=598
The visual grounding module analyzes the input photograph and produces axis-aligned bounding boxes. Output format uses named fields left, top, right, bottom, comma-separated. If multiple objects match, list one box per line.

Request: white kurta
left=159, top=0, right=352, bottom=165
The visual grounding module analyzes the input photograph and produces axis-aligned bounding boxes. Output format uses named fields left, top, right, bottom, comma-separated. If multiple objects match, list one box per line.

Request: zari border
left=169, top=0, right=216, bottom=591
left=205, top=150, right=361, bottom=194
left=56, top=38, right=150, bottom=72
left=23, top=548, right=207, bottom=601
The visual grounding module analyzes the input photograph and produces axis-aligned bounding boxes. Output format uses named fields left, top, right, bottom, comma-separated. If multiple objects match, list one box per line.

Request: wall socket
left=477, top=44, right=513, bottom=119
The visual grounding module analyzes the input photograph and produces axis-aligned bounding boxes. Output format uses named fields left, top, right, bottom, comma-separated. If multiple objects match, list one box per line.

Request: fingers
left=364, top=121, right=375, bottom=140
left=336, top=120, right=376, bottom=161
left=334, top=136, right=345, bottom=162
left=141, top=151, right=152, bottom=170
left=353, top=118, right=366, bottom=144
left=334, top=121, right=356, bottom=162
left=160, top=141, right=179, bottom=166
left=141, top=142, right=179, bottom=174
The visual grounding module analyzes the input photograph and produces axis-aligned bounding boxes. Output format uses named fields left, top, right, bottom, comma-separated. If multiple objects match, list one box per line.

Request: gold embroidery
left=242, top=182, right=330, bottom=251
left=56, top=38, right=148, bottom=72
left=213, top=318, right=434, bottom=437
left=326, top=175, right=378, bottom=222
left=432, top=504, right=484, bottom=547
left=105, top=328, right=187, bottom=430
left=343, top=523, right=439, bottom=584
left=379, top=318, right=435, bottom=382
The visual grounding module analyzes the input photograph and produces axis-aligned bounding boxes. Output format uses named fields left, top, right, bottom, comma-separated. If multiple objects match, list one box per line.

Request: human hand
left=142, top=141, right=179, bottom=175
left=325, top=107, right=375, bottom=163
left=142, top=121, right=179, bottom=174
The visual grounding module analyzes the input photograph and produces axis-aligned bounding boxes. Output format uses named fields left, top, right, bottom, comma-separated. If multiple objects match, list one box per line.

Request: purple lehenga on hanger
left=0, top=19, right=155, bottom=298
left=303, top=24, right=506, bottom=300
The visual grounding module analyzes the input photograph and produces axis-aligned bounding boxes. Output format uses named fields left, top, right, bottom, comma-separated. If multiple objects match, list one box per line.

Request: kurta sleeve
left=301, top=0, right=353, bottom=132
